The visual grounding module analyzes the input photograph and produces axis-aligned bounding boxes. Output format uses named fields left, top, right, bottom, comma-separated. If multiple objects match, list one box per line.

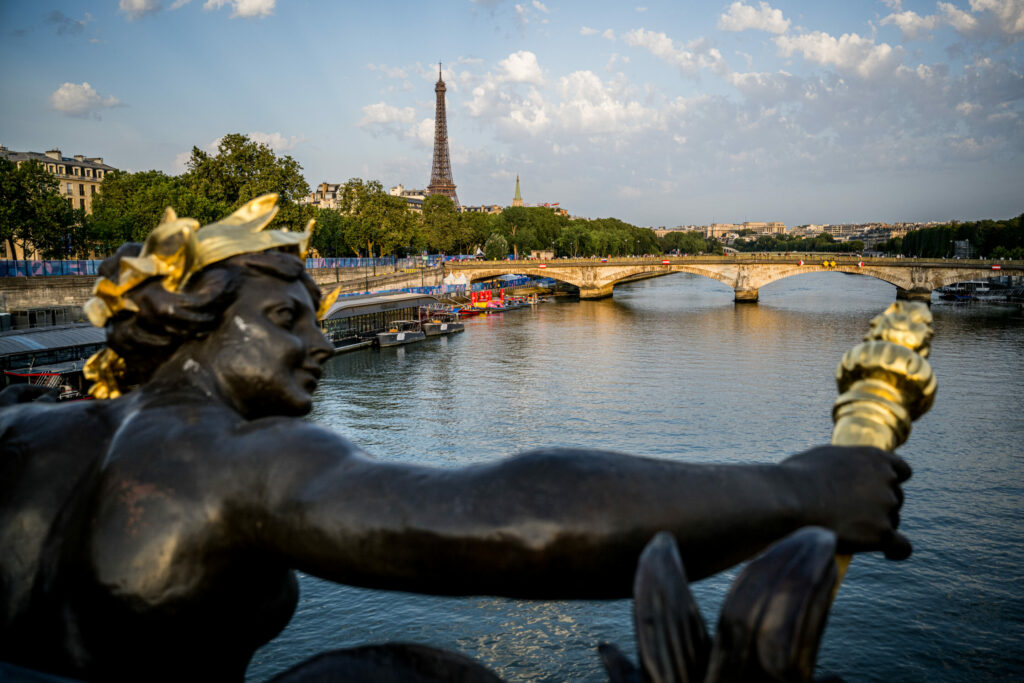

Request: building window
left=73, top=167, right=80, bottom=176
left=66, top=183, right=73, bottom=195
left=80, top=198, right=86, bottom=210
left=85, top=168, right=92, bottom=178
left=67, top=198, right=73, bottom=207
left=49, top=165, right=55, bottom=172
left=97, top=170, right=103, bottom=178
left=79, top=184, right=85, bottom=196
left=58, top=166, right=65, bottom=174
left=91, top=185, right=97, bottom=194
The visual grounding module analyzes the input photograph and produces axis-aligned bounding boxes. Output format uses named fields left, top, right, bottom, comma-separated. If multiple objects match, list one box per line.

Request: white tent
left=442, top=272, right=470, bottom=286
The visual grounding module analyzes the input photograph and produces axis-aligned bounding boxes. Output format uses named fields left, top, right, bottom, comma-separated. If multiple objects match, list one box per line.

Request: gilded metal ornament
left=831, top=300, right=936, bottom=583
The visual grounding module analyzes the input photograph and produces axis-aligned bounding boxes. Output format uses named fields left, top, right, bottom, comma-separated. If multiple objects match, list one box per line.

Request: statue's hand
left=782, top=445, right=912, bottom=561
left=0, top=384, right=60, bottom=407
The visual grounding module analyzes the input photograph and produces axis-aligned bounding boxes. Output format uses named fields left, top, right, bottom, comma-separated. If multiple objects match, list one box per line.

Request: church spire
left=512, top=175, right=523, bottom=207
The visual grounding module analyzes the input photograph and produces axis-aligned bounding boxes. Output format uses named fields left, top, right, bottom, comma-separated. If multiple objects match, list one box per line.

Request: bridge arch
left=444, top=259, right=1021, bottom=302
left=461, top=267, right=585, bottom=291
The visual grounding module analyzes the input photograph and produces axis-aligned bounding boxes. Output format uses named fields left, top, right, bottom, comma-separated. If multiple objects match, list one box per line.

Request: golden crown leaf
left=83, top=194, right=318, bottom=399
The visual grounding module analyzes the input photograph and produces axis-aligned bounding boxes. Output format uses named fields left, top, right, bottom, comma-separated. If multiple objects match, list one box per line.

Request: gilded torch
left=831, top=301, right=937, bottom=583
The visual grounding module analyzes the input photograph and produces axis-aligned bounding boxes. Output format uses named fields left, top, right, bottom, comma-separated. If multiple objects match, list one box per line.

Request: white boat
left=377, top=320, right=426, bottom=347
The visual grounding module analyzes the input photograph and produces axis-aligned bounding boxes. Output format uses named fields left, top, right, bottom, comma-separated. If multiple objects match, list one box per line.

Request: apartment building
left=299, top=182, right=343, bottom=209
left=1, top=146, right=116, bottom=215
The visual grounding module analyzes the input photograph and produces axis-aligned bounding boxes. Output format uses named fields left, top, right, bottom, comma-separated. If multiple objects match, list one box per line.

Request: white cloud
left=532, top=0, right=549, bottom=13
left=880, top=10, right=940, bottom=40
left=358, top=103, right=433, bottom=147
left=49, top=82, right=122, bottom=118
left=172, top=150, right=192, bottom=174
left=956, top=101, right=980, bottom=115
left=718, top=2, right=791, bottom=34
left=407, top=119, right=435, bottom=148
left=248, top=131, right=304, bottom=151
left=367, top=63, right=409, bottom=79
left=169, top=0, right=191, bottom=9
left=498, top=51, right=545, bottom=85
left=119, top=0, right=161, bottom=20
left=636, top=6, right=648, bottom=12
left=580, top=26, right=598, bottom=36
left=775, top=31, right=903, bottom=79
left=939, top=2, right=979, bottom=32
left=203, top=0, right=275, bottom=18
left=606, top=53, right=630, bottom=71
left=553, top=71, right=659, bottom=136
left=882, top=1, right=1024, bottom=42
left=623, top=28, right=727, bottom=77
left=46, top=10, right=91, bottom=35
left=513, top=3, right=535, bottom=31
left=176, top=131, right=301, bottom=171
left=359, top=102, right=416, bottom=126
left=602, top=28, right=616, bottom=41
left=968, top=0, right=1024, bottom=36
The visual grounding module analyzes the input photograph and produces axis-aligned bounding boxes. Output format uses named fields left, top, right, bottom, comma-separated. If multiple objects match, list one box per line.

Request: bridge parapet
left=445, top=257, right=1023, bottom=302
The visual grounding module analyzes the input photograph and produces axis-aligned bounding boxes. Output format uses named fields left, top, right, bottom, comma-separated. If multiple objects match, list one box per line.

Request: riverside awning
left=321, top=293, right=438, bottom=320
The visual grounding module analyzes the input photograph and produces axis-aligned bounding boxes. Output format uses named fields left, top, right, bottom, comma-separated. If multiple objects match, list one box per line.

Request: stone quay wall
left=0, top=266, right=445, bottom=313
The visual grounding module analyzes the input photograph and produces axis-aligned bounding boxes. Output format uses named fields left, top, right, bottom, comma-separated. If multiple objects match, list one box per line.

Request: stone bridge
left=445, top=256, right=1023, bottom=302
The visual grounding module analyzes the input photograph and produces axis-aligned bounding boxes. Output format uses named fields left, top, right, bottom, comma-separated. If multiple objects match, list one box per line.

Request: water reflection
left=254, top=272, right=1024, bottom=682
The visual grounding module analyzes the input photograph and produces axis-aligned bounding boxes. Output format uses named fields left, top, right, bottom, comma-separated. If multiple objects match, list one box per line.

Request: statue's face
left=202, top=274, right=333, bottom=419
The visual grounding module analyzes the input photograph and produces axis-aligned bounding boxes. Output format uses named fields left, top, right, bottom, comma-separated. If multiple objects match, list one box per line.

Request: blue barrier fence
left=333, top=275, right=552, bottom=300
left=1, top=255, right=477, bottom=277
left=1, top=260, right=102, bottom=277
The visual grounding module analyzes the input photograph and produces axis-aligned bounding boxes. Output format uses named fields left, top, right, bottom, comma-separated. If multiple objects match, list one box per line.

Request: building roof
left=0, top=147, right=116, bottom=172
left=322, top=293, right=438, bottom=320
left=0, top=323, right=105, bottom=360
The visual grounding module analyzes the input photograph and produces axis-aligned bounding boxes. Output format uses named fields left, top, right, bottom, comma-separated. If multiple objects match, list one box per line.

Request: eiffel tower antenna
left=427, top=61, right=459, bottom=209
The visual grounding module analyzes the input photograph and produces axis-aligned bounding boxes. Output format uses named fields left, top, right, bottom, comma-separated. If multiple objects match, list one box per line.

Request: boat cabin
left=0, top=323, right=106, bottom=399
left=320, top=293, right=439, bottom=351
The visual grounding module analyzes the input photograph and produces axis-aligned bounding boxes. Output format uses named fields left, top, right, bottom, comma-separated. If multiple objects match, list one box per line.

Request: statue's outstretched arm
left=246, top=425, right=908, bottom=599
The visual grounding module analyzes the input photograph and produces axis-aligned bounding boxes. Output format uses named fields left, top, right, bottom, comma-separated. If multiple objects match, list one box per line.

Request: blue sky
left=1, top=0, right=1021, bottom=227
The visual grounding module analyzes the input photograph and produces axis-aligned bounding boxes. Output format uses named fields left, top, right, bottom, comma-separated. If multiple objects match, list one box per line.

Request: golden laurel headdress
left=83, top=194, right=340, bottom=399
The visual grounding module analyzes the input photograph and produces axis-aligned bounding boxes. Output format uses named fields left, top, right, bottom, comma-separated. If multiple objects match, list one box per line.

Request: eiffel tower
left=427, top=63, right=459, bottom=209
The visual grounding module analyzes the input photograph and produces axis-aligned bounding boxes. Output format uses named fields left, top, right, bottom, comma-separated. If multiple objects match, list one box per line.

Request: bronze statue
left=0, top=197, right=911, bottom=682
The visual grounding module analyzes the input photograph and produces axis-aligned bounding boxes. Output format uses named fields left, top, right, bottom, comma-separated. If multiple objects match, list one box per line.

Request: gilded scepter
left=831, top=301, right=937, bottom=584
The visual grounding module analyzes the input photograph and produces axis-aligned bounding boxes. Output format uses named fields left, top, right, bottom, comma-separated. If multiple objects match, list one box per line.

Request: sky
left=1, top=1, right=1022, bottom=228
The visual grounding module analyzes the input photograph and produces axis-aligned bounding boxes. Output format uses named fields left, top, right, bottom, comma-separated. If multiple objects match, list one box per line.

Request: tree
left=182, top=133, right=312, bottom=231
left=88, top=170, right=217, bottom=254
left=460, top=212, right=493, bottom=254
left=309, top=208, right=349, bottom=258
left=0, top=159, right=84, bottom=259
left=484, top=233, right=508, bottom=260
left=420, top=194, right=460, bottom=253
left=30, top=198, right=86, bottom=259
left=364, top=193, right=416, bottom=258
left=557, top=223, right=590, bottom=258
left=335, top=178, right=412, bottom=257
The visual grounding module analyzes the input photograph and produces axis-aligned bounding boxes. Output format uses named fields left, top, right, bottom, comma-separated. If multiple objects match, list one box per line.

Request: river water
left=247, top=272, right=1023, bottom=682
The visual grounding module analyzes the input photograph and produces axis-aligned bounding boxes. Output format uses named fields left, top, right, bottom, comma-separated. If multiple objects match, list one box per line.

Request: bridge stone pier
left=445, top=257, right=1023, bottom=302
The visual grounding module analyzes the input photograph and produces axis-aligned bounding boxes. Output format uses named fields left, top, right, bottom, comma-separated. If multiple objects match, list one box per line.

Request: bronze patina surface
left=0, top=198, right=911, bottom=682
